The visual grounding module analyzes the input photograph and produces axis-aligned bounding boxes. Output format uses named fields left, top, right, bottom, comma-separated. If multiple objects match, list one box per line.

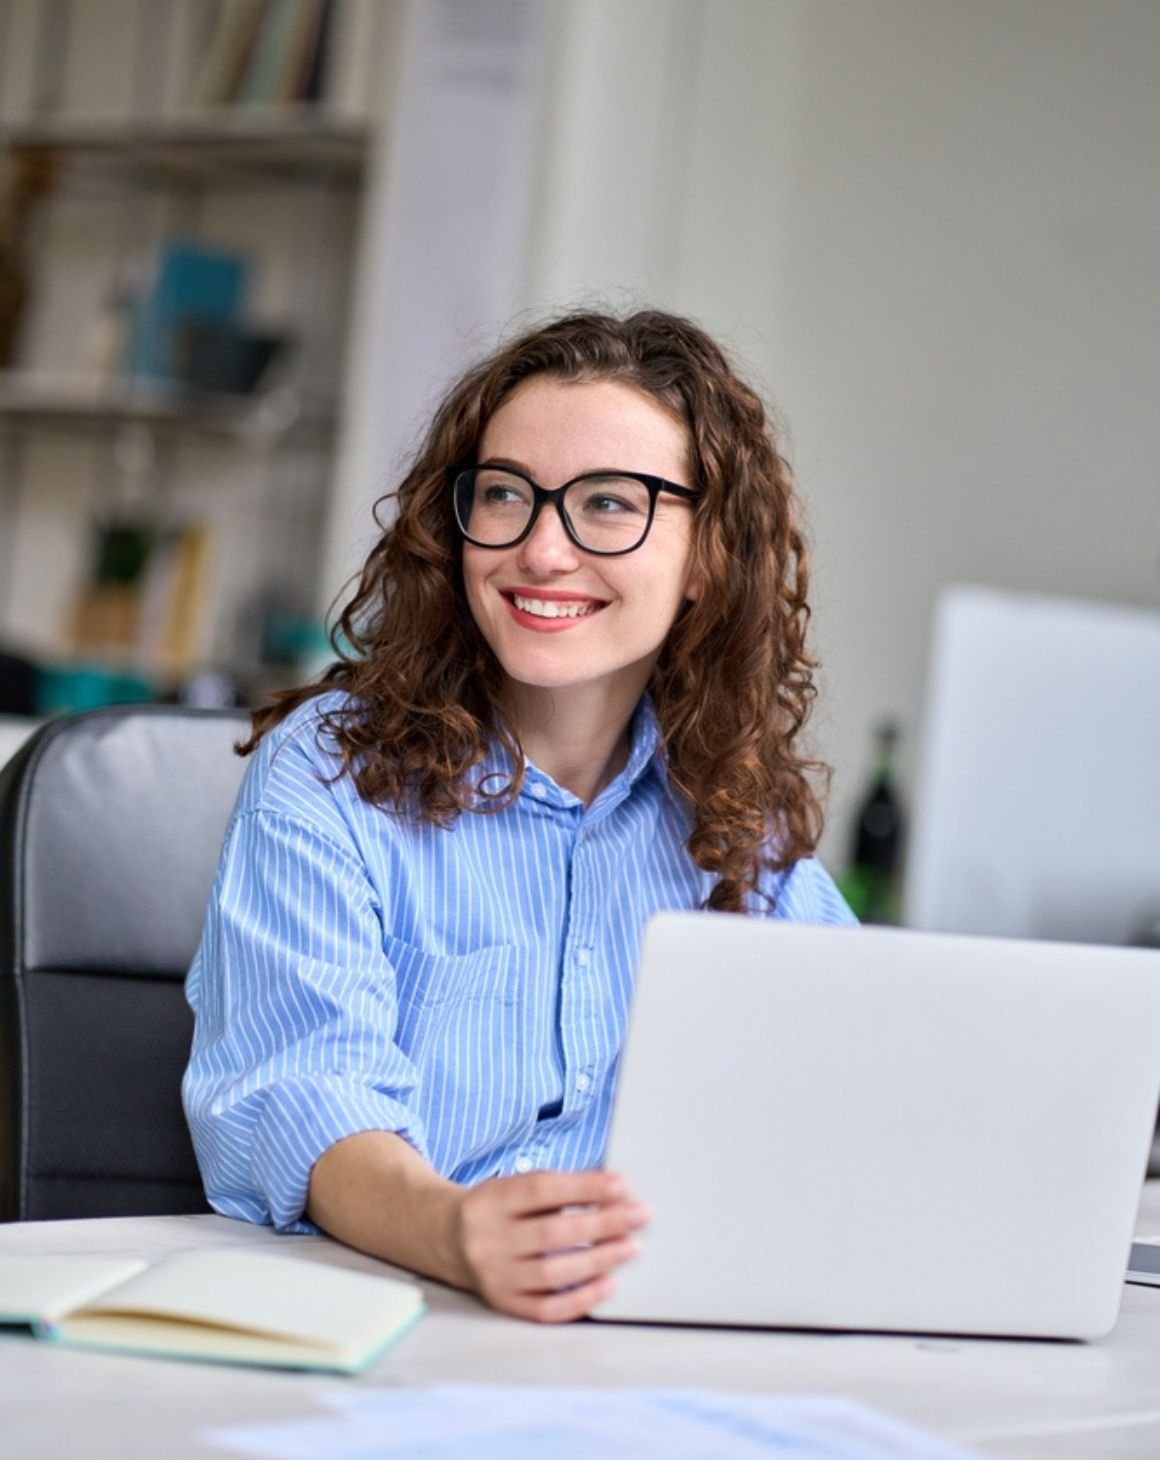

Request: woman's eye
left=482, top=484, right=523, bottom=505
left=585, top=493, right=638, bottom=515
left=573, top=477, right=651, bottom=516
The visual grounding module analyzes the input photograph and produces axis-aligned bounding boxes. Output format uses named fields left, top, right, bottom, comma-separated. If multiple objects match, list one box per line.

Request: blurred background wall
left=518, top=0, right=1160, bottom=869
left=1, top=0, right=1158, bottom=906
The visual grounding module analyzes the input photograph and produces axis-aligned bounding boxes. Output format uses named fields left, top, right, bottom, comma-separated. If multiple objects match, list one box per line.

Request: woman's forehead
left=479, top=376, right=690, bottom=481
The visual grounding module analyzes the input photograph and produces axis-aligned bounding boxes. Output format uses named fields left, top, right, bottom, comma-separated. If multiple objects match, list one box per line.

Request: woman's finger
left=514, top=1236, right=639, bottom=1295
left=507, top=1274, right=617, bottom=1325
left=508, top=1202, right=650, bottom=1259
left=495, top=1168, right=629, bottom=1218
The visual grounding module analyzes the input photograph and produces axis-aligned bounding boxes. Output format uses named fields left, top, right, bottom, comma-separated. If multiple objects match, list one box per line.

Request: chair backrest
left=0, top=705, right=249, bottom=1220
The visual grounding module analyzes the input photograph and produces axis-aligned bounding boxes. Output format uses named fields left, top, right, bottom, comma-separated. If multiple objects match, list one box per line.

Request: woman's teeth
left=512, top=595, right=599, bottom=619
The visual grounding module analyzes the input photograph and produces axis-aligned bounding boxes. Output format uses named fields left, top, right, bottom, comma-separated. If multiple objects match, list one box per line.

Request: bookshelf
left=0, top=0, right=394, bottom=712
left=0, top=111, right=368, bottom=191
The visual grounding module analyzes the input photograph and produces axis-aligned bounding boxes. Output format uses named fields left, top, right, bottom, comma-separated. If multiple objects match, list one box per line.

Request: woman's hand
left=454, top=1169, right=650, bottom=1322
left=308, top=1134, right=647, bottom=1322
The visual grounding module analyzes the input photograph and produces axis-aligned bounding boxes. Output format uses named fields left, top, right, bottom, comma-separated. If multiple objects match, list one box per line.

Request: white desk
left=4, top=1187, right=1160, bottom=1459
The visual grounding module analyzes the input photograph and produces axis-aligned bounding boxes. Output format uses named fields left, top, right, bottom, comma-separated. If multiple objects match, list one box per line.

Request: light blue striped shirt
left=183, top=691, right=855, bottom=1231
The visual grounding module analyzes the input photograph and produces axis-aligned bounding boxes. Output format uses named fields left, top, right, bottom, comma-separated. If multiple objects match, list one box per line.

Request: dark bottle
left=840, top=720, right=904, bottom=923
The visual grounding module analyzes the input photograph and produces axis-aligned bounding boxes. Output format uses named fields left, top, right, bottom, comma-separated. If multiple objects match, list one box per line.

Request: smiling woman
left=182, top=309, right=855, bottom=1325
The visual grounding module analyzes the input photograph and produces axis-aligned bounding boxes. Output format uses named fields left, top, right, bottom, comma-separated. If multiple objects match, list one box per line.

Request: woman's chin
left=498, top=662, right=597, bottom=694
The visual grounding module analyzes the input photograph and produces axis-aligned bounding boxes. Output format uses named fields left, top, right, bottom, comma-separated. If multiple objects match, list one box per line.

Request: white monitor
left=904, top=586, right=1160, bottom=945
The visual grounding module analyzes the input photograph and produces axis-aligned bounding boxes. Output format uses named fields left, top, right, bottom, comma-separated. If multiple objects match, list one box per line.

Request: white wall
left=524, top=0, right=1160, bottom=867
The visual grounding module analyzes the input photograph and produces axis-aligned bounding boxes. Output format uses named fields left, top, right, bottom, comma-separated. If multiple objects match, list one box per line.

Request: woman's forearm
left=306, top=1129, right=471, bottom=1289
left=308, top=1131, right=649, bottom=1321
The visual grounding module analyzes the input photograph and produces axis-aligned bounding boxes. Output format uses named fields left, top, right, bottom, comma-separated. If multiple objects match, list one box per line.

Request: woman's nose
left=515, top=502, right=581, bottom=574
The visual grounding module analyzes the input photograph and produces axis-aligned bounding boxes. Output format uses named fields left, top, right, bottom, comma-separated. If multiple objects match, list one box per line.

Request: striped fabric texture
left=183, top=693, right=856, bottom=1231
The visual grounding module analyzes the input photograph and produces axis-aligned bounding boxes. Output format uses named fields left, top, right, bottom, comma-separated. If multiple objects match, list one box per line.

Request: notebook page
left=74, top=1248, right=420, bottom=1349
left=0, top=1254, right=147, bottom=1325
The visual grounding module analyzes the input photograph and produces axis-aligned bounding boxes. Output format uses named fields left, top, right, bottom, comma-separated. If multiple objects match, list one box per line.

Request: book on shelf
left=0, top=1247, right=425, bottom=1375
left=187, top=0, right=379, bottom=113
left=236, top=0, right=309, bottom=105
left=127, top=241, right=250, bottom=383
left=273, top=0, right=330, bottom=105
left=187, top=0, right=270, bottom=109
left=299, top=0, right=333, bottom=103
left=137, top=521, right=216, bottom=678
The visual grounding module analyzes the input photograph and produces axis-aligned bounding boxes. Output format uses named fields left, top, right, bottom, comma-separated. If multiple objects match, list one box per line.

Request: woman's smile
left=501, top=587, right=610, bottom=630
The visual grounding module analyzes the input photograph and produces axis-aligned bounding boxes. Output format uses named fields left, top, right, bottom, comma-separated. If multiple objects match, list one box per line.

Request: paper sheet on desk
left=205, top=1384, right=983, bottom=1460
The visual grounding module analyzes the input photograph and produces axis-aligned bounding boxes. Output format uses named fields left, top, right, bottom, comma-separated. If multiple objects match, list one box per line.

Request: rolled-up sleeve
left=183, top=805, right=428, bottom=1232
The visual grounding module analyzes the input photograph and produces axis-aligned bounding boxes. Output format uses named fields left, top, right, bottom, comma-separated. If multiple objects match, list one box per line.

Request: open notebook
left=0, top=1247, right=424, bottom=1374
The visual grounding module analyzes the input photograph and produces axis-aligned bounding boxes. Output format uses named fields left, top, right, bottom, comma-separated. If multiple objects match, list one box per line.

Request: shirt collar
left=621, top=693, right=665, bottom=787
left=470, top=695, right=666, bottom=813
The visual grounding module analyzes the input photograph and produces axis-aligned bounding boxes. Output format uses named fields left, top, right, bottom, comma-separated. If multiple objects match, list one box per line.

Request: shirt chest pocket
left=385, top=934, right=525, bottom=1074
left=384, top=937, right=528, bottom=1163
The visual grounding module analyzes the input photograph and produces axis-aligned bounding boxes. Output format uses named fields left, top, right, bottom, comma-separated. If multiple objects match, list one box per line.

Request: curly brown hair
left=245, top=309, right=828, bottom=911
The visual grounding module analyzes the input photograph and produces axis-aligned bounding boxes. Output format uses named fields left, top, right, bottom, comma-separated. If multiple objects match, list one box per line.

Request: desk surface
left=4, top=1186, right=1160, bottom=1459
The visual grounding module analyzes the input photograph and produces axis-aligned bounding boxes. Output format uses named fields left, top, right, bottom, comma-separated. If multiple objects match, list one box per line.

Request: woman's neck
left=503, top=677, right=647, bottom=807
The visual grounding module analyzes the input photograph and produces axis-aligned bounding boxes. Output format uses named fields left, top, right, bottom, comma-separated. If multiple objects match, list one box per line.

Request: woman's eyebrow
left=478, top=458, right=684, bottom=486
left=476, top=455, right=531, bottom=474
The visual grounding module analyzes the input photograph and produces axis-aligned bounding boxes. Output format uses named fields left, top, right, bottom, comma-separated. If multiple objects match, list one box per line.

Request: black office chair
left=0, top=705, right=249, bottom=1221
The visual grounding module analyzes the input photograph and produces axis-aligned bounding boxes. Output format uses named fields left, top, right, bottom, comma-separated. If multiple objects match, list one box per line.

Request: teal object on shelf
left=127, top=240, right=249, bottom=382
left=36, top=665, right=153, bottom=716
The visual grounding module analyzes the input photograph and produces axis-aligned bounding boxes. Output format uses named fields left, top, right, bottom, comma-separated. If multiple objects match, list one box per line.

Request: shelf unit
left=0, top=0, right=389, bottom=712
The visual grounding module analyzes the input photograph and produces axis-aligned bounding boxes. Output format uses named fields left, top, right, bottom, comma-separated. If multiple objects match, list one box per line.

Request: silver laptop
left=595, top=914, right=1160, bottom=1340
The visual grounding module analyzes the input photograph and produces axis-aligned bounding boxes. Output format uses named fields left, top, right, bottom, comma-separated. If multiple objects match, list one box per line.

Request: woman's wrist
left=424, top=1177, right=474, bottom=1291
left=307, top=1130, right=468, bottom=1287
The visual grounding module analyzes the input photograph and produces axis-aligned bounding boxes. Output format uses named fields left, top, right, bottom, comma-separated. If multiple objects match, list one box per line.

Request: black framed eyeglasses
left=449, top=464, right=698, bottom=557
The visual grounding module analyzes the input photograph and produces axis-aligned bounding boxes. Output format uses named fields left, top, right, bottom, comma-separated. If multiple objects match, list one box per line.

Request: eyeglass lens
left=455, top=469, right=654, bottom=552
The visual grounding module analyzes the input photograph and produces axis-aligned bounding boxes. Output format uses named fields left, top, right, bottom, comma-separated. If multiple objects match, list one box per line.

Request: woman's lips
left=500, top=589, right=608, bottom=633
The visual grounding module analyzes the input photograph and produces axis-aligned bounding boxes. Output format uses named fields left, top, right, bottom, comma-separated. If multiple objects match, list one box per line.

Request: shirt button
left=576, top=948, right=591, bottom=968
left=531, top=783, right=549, bottom=800
left=514, top=1155, right=534, bottom=1174
left=575, top=1073, right=591, bottom=1092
